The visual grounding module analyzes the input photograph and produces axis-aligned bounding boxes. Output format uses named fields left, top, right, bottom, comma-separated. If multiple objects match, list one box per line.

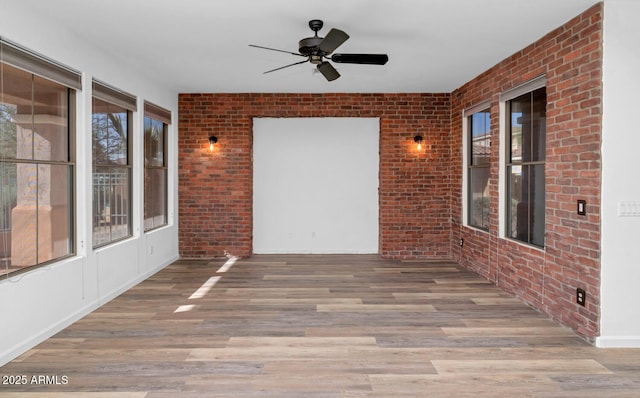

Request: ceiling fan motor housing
left=299, top=36, right=325, bottom=59
left=299, top=19, right=328, bottom=60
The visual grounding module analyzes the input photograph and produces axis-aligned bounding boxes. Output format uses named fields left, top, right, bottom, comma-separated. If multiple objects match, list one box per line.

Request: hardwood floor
left=2, top=254, right=640, bottom=397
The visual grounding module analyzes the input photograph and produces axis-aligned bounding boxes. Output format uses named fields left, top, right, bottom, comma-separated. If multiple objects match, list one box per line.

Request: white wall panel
left=0, top=2, right=179, bottom=365
left=253, top=118, right=379, bottom=254
left=598, top=0, right=640, bottom=347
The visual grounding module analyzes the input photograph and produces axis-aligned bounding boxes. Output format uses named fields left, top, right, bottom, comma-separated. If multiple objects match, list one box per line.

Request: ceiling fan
left=249, top=19, right=389, bottom=81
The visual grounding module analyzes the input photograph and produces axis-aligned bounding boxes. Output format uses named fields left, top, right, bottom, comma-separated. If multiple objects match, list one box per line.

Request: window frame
left=499, top=75, right=546, bottom=248
left=91, top=80, right=136, bottom=248
left=1, top=39, right=79, bottom=277
left=143, top=101, right=170, bottom=232
left=463, top=101, right=492, bottom=231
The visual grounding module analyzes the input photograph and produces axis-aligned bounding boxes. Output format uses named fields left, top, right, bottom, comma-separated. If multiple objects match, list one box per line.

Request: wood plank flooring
left=2, top=254, right=640, bottom=397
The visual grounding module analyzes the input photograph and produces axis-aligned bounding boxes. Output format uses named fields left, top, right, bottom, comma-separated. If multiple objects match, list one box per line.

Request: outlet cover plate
left=577, top=288, right=586, bottom=306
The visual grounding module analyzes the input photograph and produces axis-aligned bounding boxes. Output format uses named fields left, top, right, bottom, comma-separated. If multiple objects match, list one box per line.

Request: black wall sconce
left=414, top=135, right=423, bottom=150
left=208, top=136, right=218, bottom=152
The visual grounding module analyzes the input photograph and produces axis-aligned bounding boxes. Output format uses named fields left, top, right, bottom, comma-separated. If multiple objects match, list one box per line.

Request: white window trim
left=498, top=75, right=546, bottom=242
left=462, top=101, right=491, bottom=229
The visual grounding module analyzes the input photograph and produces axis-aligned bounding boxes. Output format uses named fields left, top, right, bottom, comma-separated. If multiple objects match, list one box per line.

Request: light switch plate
left=577, top=200, right=586, bottom=216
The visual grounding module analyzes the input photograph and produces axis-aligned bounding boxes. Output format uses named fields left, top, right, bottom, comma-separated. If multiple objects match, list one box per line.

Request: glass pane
left=0, top=103, right=18, bottom=160
left=1, top=65, right=33, bottom=160
left=37, top=164, right=72, bottom=262
left=507, top=164, right=545, bottom=247
left=469, top=166, right=490, bottom=230
left=470, top=111, right=490, bottom=166
left=144, top=116, right=165, bottom=167
left=510, top=93, right=531, bottom=163
left=530, top=163, right=545, bottom=247
left=531, top=88, right=546, bottom=162
left=507, top=164, right=524, bottom=240
left=10, top=163, right=38, bottom=269
left=0, top=162, right=18, bottom=276
left=92, top=98, right=128, bottom=165
left=92, top=166, right=131, bottom=246
left=110, top=168, right=130, bottom=241
left=32, top=75, right=69, bottom=162
left=92, top=166, right=111, bottom=246
left=510, top=88, right=546, bottom=163
left=144, top=168, right=167, bottom=230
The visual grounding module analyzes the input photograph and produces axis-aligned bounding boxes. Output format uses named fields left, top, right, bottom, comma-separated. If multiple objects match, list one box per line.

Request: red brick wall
left=451, top=3, right=603, bottom=341
left=178, top=3, right=603, bottom=342
left=178, top=93, right=451, bottom=259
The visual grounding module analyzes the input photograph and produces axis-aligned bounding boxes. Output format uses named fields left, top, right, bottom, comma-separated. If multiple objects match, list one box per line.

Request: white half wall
left=598, top=0, right=640, bottom=347
left=253, top=117, right=379, bottom=254
left=0, top=2, right=179, bottom=365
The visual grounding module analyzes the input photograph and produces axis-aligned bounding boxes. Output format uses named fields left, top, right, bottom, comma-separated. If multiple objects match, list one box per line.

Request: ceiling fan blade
left=331, top=53, right=389, bottom=65
left=249, top=44, right=306, bottom=57
left=317, top=62, right=340, bottom=81
left=318, top=28, right=349, bottom=54
left=263, top=59, right=309, bottom=74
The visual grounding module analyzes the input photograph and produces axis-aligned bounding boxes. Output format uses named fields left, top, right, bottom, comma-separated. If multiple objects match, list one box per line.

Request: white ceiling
left=16, top=0, right=600, bottom=93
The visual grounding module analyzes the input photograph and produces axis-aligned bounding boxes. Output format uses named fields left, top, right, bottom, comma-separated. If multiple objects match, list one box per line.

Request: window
left=467, top=107, right=491, bottom=230
left=144, top=102, right=170, bottom=231
left=505, top=85, right=546, bottom=247
left=1, top=39, right=80, bottom=277
left=92, top=80, right=136, bottom=247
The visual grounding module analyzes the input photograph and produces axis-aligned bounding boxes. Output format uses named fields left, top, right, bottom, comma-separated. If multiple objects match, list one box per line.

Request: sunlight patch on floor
left=189, top=276, right=221, bottom=300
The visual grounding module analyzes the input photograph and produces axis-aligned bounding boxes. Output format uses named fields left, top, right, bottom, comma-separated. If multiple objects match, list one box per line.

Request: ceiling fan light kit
left=249, top=19, right=389, bottom=81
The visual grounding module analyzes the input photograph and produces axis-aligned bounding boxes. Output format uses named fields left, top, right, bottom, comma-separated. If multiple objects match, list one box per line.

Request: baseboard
left=97, top=254, right=179, bottom=306
left=595, top=336, right=640, bottom=348
left=0, top=300, right=97, bottom=367
left=0, top=254, right=179, bottom=367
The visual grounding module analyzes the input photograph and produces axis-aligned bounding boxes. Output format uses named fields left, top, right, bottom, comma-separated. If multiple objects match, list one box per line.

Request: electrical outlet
left=576, top=288, right=586, bottom=306
left=460, top=238, right=464, bottom=247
